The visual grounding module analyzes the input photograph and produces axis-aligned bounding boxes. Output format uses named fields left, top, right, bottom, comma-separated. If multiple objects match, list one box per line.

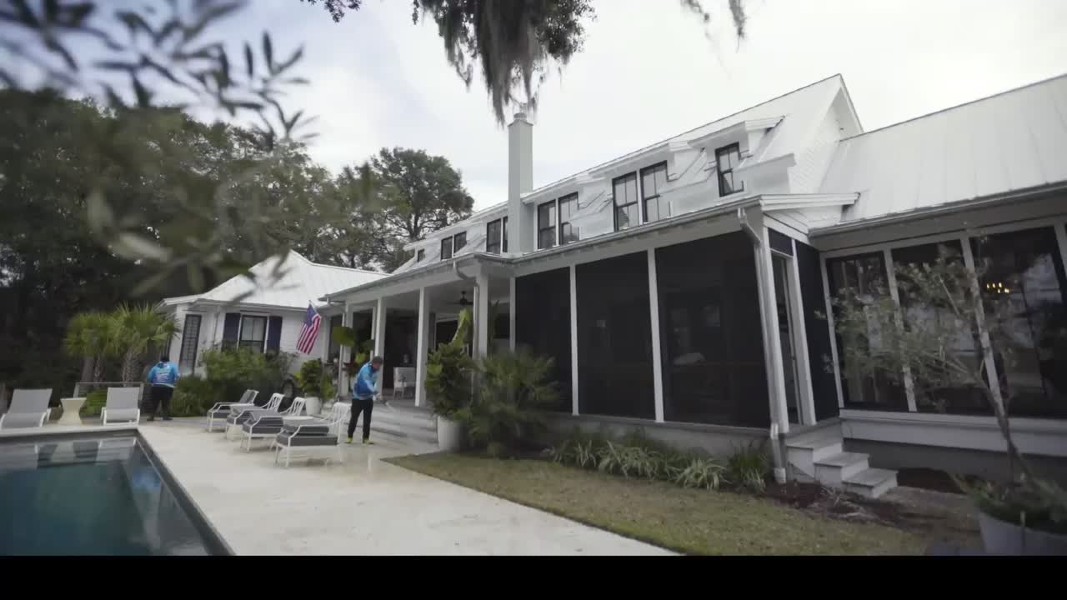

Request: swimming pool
left=0, top=432, right=229, bottom=555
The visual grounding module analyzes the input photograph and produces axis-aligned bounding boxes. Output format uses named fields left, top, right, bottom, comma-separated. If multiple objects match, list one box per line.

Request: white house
left=159, top=251, right=385, bottom=377
left=317, top=72, right=1067, bottom=498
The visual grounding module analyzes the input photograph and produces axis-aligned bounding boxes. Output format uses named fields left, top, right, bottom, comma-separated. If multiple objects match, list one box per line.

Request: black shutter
left=266, top=316, right=283, bottom=352
left=222, top=313, right=241, bottom=350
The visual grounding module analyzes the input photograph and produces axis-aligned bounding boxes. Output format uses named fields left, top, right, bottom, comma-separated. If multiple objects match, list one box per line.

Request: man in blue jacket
left=146, top=355, right=180, bottom=422
left=347, top=356, right=383, bottom=444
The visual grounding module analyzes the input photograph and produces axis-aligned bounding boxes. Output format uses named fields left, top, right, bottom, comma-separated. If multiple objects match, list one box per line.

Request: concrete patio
left=139, top=419, right=674, bottom=556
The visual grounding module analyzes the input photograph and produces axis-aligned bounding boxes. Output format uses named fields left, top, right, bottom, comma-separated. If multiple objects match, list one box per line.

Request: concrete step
left=814, top=452, right=870, bottom=486
left=843, top=467, right=898, bottom=499
left=786, top=438, right=842, bottom=478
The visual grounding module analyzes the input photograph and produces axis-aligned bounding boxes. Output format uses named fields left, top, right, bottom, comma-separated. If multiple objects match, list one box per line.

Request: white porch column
left=647, top=249, right=665, bottom=423
left=373, top=297, right=386, bottom=394
left=569, top=265, right=579, bottom=416
left=415, top=287, right=430, bottom=408
left=509, top=276, right=517, bottom=352
left=475, top=272, right=491, bottom=358
left=339, top=303, right=351, bottom=399
left=754, top=226, right=790, bottom=436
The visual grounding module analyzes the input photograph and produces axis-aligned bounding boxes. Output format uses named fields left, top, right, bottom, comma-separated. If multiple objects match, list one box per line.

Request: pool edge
left=135, top=430, right=236, bottom=557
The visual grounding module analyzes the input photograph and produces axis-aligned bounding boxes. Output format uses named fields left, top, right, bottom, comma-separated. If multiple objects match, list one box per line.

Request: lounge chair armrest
left=208, top=402, right=236, bottom=412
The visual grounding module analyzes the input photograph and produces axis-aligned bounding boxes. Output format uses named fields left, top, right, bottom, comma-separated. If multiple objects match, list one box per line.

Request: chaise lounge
left=239, top=397, right=306, bottom=451
left=224, top=393, right=283, bottom=440
left=271, top=402, right=350, bottom=468
left=0, top=389, right=53, bottom=430
left=101, top=387, right=141, bottom=425
left=206, top=389, right=259, bottom=432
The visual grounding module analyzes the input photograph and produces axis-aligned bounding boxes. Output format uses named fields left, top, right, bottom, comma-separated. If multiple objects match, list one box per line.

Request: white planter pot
left=437, top=416, right=464, bottom=452
left=979, top=510, right=1067, bottom=555
left=304, top=396, right=322, bottom=417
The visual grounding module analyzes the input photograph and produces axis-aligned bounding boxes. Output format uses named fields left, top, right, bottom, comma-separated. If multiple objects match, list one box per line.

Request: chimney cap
left=514, top=102, right=530, bottom=120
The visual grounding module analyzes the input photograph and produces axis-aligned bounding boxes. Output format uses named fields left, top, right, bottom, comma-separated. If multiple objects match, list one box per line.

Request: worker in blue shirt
left=347, top=356, right=383, bottom=444
left=146, top=355, right=180, bottom=422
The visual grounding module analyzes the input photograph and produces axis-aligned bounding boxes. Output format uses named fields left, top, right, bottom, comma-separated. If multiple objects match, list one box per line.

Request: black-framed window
left=453, top=231, right=466, bottom=252
left=486, top=219, right=503, bottom=254
left=238, top=315, right=268, bottom=353
left=826, top=253, right=908, bottom=411
left=502, top=216, right=509, bottom=252
left=440, top=237, right=453, bottom=260
left=612, top=172, right=640, bottom=232
left=178, top=314, right=202, bottom=374
left=416, top=249, right=425, bottom=262
left=537, top=201, right=557, bottom=250
left=558, top=193, right=579, bottom=245
left=640, top=162, right=669, bottom=224
left=972, top=227, right=1067, bottom=419
left=715, top=143, right=743, bottom=197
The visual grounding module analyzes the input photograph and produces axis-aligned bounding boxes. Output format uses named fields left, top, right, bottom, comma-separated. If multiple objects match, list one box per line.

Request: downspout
left=738, top=207, right=789, bottom=485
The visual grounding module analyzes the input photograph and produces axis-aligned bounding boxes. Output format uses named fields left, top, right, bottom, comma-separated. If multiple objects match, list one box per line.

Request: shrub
left=670, top=456, right=727, bottom=491
left=297, top=359, right=323, bottom=397
left=200, top=348, right=293, bottom=404
left=82, top=390, right=107, bottom=417
left=170, top=375, right=215, bottom=417
left=456, top=349, right=560, bottom=457
left=725, top=442, right=772, bottom=493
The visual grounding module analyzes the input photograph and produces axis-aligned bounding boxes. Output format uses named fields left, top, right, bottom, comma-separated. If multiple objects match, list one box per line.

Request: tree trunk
left=91, top=354, right=104, bottom=383
left=80, top=356, right=94, bottom=384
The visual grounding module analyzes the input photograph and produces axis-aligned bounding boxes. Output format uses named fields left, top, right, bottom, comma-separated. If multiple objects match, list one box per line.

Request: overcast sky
left=217, top=0, right=1067, bottom=210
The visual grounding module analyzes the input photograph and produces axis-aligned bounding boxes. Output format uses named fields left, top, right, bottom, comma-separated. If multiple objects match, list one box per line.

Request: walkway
left=140, top=420, right=673, bottom=556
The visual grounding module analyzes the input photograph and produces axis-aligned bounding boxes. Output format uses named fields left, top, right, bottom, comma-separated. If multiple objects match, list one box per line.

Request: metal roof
left=821, top=73, right=1067, bottom=224
left=165, top=251, right=385, bottom=311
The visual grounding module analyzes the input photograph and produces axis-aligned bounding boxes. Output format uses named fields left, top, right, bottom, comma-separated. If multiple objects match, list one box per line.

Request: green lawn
left=387, top=453, right=927, bottom=556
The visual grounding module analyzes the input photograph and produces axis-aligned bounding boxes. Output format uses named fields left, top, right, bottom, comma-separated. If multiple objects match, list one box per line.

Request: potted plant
left=297, top=359, right=324, bottom=416
left=332, top=326, right=374, bottom=377
left=828, top=248, right=1067, bottom=554
left=425, top=308, right=475, bottom=451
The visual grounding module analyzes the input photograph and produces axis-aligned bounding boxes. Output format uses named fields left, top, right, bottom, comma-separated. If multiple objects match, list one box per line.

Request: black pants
left=149, top=385, right=174, bottom=418
left=347, top=398, right=374, bottom=440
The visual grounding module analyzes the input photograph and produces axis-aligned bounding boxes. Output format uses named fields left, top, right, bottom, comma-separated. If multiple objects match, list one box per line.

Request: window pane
left=641, top=163, right=667, bottom=199
left=826, top=253, right=908, bottom=411
left=558, top=194, right=577, bottom=221
left=577, top=253, right=654, bottom=419
left=502, top=216, right=509, bottom=252
left=656, top=232, right=769, bottom=426
left=892, top=241, right=987, bottom=415
left=645, top=197, right=659, bottom=223
left=453, top=232, right=466, bottom=251
left=486, top=220, right=501, bottom=254
left=613, top=173, right=637, bottom=207
left=440, top=238, right=452, bottom=260
left=972, top=227, right=1067, bottom=418
left=615, top=206, right=632, bottom=231
left=560, top=222, right=580, bottom=245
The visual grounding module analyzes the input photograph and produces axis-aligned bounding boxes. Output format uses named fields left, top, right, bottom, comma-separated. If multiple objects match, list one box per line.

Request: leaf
left=274, top=46, right=304, bottom=74
left=116, top=10, right=152, bottom=37
left=112, top=233, right=172, bottom=262
left=85, top=189, right=114, bottom=234
left=262, top=31, right=273, bottom=73
left=244, top=42, right=254, bottom=78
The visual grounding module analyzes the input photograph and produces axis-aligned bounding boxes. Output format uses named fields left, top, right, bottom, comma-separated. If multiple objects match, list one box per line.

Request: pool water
left=0, top=435, right=220, bottom=555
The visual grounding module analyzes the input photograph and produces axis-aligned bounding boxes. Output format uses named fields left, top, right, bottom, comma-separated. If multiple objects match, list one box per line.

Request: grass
left=387, top=453, right=928, bottom=556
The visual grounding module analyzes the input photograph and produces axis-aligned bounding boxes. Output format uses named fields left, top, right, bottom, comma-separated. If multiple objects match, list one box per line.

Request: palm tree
left=64, top=312, right=113, bottom=384
left=108, top=305, right=180, bottom=384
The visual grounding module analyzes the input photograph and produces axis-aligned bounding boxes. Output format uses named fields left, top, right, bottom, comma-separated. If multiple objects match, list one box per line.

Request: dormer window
left=416, top=249, right=426, bottom=262
left=538, top=193, right=580, bottom=249
left=486, top=217, right=509, bottom=254
left=612, top=173, right=640, bottom=231
left=640, top=162, right=669, bottom=223
left=440, top=231, right=466, bottom=260
left=715, top=143, right=744, bottom=197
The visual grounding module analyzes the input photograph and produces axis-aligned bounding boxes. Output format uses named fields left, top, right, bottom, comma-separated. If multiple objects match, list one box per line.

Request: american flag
left=296, top=304, right=322, bottom=355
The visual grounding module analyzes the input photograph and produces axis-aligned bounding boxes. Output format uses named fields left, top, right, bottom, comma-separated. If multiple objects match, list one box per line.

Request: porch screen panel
left=655, top=232, right=769, bottom=426
left=891, top=240, right=989, bottom=415
left=826, top=253, right=908, bottom=411
left=515, top=268, right=572, bottom=412
left=971, top=227, right=1067, bottom=419
left=576, top=252, right=655, bottom=419
left=795, top=241, right=839, bottom=421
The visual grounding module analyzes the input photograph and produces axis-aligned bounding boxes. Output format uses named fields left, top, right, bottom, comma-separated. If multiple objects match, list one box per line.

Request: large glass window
left=715, top=143, right=744, bottom=197
left=656, top=233, right=770, bottom=426
left=238, top=316, right=267, bottom=353
left=486, top=219, right=503, bottom=254
left=641, top=162, right=669, bottom=224
left=612, top=173, right=640, bottom=232
left=440, top=237, right=453, bottom=260
left=576, top=252, right=655, bottom=419
left=892, top=241, right=988, bottom=415
left=537, top=202, right=557, bottom=250
left=515, top=268, right=572, bottom=412
left=453, top=232, right=466, bottom=252
left=826, top=253, right=908, bottom=411
left=972, top=227, right=1067, bottom=418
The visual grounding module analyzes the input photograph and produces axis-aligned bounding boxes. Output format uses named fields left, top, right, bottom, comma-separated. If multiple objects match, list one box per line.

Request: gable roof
left=820, top=73, right=1067, bottom=224
left=167, top=251, right=385, bottom=311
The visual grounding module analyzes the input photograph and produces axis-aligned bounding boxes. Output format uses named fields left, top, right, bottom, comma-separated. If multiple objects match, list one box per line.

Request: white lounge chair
left=0, top=389, right=53, bottom=429
left=239, top=397, right=306, bottom=451
left=206, top=389, right=259, bottom=432
left=224, top=393, right=283, bottom=440
left=271, top=402, right=351, bottom=467
left=101, top=387, right=141, bottom=425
